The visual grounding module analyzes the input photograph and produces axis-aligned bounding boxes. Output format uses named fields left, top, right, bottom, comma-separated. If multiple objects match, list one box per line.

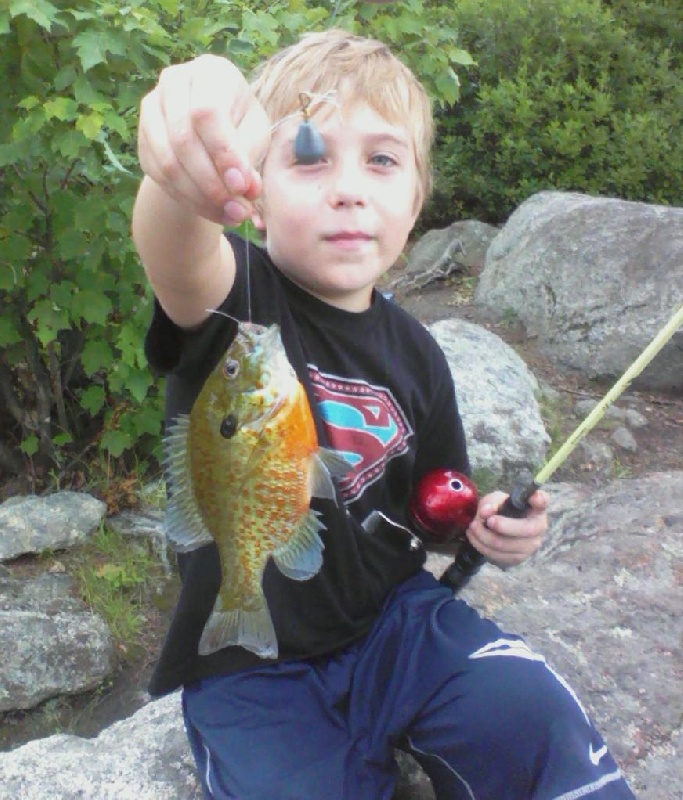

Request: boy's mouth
left=324, top=231, right=373, bottom=242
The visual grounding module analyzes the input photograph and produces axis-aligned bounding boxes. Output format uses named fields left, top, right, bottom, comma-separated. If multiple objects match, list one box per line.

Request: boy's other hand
left=465, top=488, right=549, bottom=568
left=138, top=55, right=270, bottom=226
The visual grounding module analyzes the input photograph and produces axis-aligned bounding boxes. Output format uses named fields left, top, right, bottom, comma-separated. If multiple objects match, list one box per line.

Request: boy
left=133, top=29, right=635, bottom=800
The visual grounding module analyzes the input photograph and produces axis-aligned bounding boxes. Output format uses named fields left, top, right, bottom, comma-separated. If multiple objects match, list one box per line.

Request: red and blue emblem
left=308, top=367, right=413, bottom=502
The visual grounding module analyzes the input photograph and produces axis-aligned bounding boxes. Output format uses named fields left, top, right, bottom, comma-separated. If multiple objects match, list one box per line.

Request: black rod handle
left=439, top=480, right=540, bottom=592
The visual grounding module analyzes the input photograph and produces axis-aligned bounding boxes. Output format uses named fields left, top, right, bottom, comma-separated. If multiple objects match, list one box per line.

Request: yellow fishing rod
left=440, top=301, right=683, bottom=591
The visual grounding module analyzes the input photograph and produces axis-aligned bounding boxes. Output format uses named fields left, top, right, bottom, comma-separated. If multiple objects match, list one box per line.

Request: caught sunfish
left=165, top=322, right=349, bottom=659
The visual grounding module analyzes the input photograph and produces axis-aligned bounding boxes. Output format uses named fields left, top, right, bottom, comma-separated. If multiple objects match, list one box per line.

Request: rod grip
left=439, top=480, right=539, bottom=592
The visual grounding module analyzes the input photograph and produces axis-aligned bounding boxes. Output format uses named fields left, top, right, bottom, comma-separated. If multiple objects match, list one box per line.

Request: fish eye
left=223, top=359, right=240, bottom=379
left=220, top=413, right=239, bottom=439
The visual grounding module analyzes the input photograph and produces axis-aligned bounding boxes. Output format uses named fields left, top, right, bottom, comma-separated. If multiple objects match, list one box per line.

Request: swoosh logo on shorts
left=589, top=743, right=608, bottom=766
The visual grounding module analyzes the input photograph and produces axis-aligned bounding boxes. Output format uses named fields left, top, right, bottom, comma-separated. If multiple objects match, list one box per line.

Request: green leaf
left=9, top=0, right=60, bottom=31
left=100, top=428, right=132, bottom=458
left=80, top=339, right=114, bottom=376
left=56, top=228, right=89, bottom=261
left=20, top=434, right=39, bottom=457
left=28, top=299, right=71, bottom=346
left=133, top=403, right=163, bottom=438
left=0, top=142, right=25, bottom=167
left=18, top=96, right=41, bottom=111
left=71, top=290, right=113, bottom=326
left=72, top=30, right=109, bottom=72
left=44, top=97, right=79, bottom=122
left=0, top=316, right=23, bottom=346
left=76, top=111, right=104, bottom=140
left=80, top=385, right=106, bottom=415
left=126, top=369, right=153, bottom=404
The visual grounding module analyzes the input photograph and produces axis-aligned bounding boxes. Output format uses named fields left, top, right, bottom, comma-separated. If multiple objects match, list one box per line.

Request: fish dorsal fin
left=164, top=414, right=213, bottom=553
left=310, top=447, right=352, bottom=500
left=272, top=509, right=325, bottom=580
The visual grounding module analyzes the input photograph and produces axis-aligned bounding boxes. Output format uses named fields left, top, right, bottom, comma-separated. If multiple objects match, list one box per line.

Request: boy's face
left=253, top=101, right=420, bottom=312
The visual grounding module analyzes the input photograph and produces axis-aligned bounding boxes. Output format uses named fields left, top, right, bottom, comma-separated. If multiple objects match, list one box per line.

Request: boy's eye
left=370, top=153, right=398, bottom=167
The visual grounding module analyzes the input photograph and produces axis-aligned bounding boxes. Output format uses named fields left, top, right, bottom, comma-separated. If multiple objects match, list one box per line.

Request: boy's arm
left=131, top=55, right=270, bottom=329
left=132, top=177, right=234, bottom=328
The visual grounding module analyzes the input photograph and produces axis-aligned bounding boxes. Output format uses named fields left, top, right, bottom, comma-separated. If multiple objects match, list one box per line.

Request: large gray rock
left=475, top=192, right=683, bottom=390
left=0, top=492, right=107, bottom=561
left=0, top=574, right=114, bottom=712
left=0, top=692, right=199, bottom=799
left=429, top=318, right=550, bottom=487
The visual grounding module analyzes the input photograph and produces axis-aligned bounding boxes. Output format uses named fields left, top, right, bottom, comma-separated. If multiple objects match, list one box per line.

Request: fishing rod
left=439, top=301, right=683, bottom=592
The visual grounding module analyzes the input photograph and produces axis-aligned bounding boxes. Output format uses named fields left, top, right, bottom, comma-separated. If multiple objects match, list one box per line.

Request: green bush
left=422, top=0, right=683, bottom=226
left=0, top=0, right=469, bottom=483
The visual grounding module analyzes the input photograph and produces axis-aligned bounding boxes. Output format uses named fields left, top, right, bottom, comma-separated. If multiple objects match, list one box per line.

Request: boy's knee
left=464, top=649, right=591, bottom=743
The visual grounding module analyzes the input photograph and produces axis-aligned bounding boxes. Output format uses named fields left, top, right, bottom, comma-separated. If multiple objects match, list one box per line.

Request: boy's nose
left=328, top=165, right=368, bottom=208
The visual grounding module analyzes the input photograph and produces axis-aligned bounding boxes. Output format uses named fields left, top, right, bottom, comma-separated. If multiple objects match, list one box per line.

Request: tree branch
left=48, top=341, right=71, bottom=438
left=23, top=336, right=55, bottom=461
left=0, top=439, right=23, bottom=476
left=0, top=360, right=25, bottom=427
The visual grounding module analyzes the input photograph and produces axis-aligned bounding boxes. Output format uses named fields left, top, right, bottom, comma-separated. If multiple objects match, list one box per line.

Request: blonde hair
left=250, top=29, right=433, bottom=209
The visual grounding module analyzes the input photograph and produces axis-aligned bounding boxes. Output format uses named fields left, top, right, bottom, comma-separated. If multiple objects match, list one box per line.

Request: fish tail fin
left=199, top=599, right=278, bottom=659
left=272, top=509, right=324, bottom=580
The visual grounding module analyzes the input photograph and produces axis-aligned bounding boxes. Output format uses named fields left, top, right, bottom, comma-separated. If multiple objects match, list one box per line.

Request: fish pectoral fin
left=310, top=448, right=353, bottom=500
left=199, top=600, right=278, bottom=659
left=272, top=510, right=324, bottom=581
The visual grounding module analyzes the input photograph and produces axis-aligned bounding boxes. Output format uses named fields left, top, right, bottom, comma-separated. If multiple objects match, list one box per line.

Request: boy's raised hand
left=138, top=55, right=270, bottom=226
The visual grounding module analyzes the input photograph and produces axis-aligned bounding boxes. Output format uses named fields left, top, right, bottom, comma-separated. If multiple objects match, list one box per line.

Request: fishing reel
left=409, top=469, right=479, bottom=543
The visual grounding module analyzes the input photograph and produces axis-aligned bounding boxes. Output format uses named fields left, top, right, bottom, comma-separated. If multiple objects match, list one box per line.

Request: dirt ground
left=1, top=276, right=681, bottom=753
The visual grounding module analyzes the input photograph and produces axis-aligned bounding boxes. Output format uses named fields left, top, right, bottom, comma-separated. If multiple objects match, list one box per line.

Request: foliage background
left=421, top=0, right=683, bottom=227
left=0, top=0, right=468, bottom=487
left=0, top=0, right=680, bottom=490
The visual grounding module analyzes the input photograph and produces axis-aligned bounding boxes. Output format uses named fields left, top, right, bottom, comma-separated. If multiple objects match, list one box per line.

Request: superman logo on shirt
left=308, top=366, right=413, bottom=502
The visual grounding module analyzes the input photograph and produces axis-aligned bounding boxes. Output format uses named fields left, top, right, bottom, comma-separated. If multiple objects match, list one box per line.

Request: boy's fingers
left=158, top=62, right=237, bottom=208
left=187, top=56, right=269, bottom=196
left=139, top=90, right=228, bottom=223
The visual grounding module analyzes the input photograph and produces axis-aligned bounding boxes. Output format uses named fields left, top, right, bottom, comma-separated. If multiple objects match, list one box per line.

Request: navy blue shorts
left=182, top=570, right=635, bottom=799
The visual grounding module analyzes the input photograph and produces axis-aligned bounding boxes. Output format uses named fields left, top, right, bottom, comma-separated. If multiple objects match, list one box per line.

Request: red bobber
left=409, top=469, right=479, bottom=541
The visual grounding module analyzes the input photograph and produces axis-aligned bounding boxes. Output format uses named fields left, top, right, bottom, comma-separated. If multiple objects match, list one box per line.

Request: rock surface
left=389, top=219, right=500, bottom=292
left=430, top=317, right=550, bottom=486
left=0, top=492, right=106, bottom=561
left=475, top=191, right=683, bottom=390
left=1, top=473, right=681, bottom=798
left=0, top=574, right=114, bottom=712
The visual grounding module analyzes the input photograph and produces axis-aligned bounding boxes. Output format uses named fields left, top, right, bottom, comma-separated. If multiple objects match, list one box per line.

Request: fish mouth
left=240, top=322, right=281, bottom=347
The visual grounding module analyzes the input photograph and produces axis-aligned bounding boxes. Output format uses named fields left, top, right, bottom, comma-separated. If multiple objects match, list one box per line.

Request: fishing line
left=245, top=219, right=253, bottom=324
left=205, top=308, right=242, bottom=326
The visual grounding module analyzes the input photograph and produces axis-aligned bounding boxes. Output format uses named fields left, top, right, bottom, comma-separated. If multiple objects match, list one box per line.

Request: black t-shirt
left=145, top=233, right=469, bottom=696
